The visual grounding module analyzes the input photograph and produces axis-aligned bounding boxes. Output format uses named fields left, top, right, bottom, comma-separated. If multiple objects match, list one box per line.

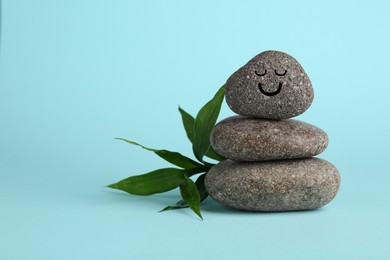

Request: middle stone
left=211, top=116, right=328, bottom=161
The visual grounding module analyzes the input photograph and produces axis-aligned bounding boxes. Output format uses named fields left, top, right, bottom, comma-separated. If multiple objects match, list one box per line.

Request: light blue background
left=1, top=0, right=389, bottom=259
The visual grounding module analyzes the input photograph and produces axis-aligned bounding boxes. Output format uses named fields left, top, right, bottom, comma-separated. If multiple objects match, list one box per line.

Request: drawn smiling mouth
left=258, top=82, right=283, bottom=96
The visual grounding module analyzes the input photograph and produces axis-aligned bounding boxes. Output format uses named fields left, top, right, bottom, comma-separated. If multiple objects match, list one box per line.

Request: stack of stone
left=205, top=51, right=340, bottom=211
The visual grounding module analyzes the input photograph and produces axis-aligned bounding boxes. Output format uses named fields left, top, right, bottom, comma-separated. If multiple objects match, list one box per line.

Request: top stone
left=225, top=50, right=314, bottom=119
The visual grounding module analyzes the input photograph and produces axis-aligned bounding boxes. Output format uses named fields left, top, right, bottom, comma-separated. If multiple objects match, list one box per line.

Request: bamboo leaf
left=194, top=173, right=208, bottom=201
left=205, top=146, right=226, bottom=161
left=178, top=106, right=195, bottom=143
left=107, top=168, right=186, bottom=195
left=115, top=138, right=203, bottom=169
left=192, top=85, right=225, bottom=162
left=160, top=173, right=208, bottom=212
left=179, top=107, right=224, bottom=162
left=179, top=177, right=203, bottom=219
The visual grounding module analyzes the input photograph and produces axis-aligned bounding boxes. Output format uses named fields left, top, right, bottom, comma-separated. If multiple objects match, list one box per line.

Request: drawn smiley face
left=225, top=50, right=314, bottom=119
left=255, top=69, right=287, bottom=96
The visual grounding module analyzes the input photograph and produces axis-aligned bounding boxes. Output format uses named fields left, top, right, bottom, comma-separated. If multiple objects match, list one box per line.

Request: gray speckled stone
left=205, top=158, right=340, bottom=211
left=211, top=116, right=328, bottom=161
left=225, top=50, right=314, bottom=119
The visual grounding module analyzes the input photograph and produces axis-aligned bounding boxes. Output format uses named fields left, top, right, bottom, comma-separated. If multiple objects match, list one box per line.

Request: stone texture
left=225, top=50, right=314, bottom=119
left=211, top=116, right=328, bottom=161
left=205, top=158, right=340, bottom=211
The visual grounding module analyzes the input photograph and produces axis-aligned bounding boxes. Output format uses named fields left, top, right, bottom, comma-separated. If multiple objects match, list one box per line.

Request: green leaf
left=115, top=138, right=204, bottom=169
left=180, top=177, right=202, bottom=219
left=194, top=173, right=208, bottom=201
left=192, top=85, right=225, bottom=162
left=107, top=168, right=186, bottom=195
left=179, top=106, right=225, bottom=162
left=205, top=146, right=226, bottom=162
left=161, top=174, right=208, bottom=216
left=178, top=106, right=195, bottom=143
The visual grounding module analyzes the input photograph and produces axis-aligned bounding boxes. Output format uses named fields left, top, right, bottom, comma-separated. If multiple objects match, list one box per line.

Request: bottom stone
left=205, top=158, right=340, bottom=211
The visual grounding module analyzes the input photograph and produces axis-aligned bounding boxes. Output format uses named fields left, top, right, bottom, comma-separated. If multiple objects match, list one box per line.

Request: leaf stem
left=185, top=166, right=209, bottom=177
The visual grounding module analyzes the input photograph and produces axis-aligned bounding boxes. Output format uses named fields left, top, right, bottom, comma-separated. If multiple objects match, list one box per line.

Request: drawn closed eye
left=275, top=69, right=287, bottom=76
left=255, top=70, right=267, bottom=76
